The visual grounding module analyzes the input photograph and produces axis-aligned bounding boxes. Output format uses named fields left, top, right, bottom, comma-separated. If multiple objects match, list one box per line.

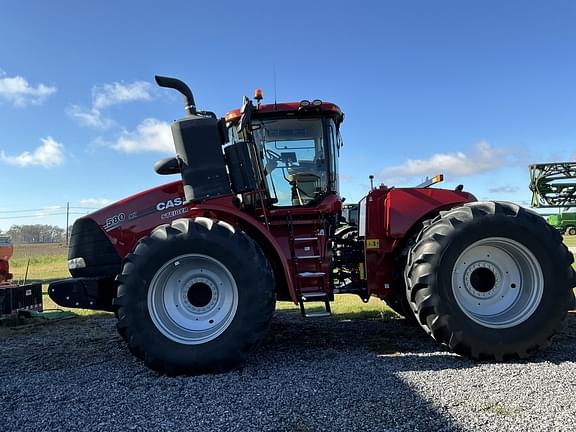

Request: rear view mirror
left=238, top=96, right=254, bottom=134
left=154, top=157, right=180, bottom=175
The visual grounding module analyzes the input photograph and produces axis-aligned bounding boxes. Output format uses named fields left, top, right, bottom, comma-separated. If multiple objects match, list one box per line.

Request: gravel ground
left=1, top=309, right=575, bottom=432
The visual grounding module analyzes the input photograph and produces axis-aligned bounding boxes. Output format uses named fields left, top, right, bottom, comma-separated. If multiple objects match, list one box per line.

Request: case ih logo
left=156, top=198, right=184, bottom=211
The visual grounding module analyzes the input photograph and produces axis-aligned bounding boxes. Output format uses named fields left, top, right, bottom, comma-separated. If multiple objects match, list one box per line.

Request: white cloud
left=488, top=185, right=520, bottom=194
left=381, top=141, right=515, bottom=181
left=93, top=81, right=152, bottom=110
left=67, top=105, right=113, bottom=129
left=79, top=198, right=112, bottom=207
left=112, top=118, right=173, bottom=153
left=69, top=80, right=153, bottom=129
left=0, top=137, right=65, bottom=168
left=0, top=74, right=57, bottom=106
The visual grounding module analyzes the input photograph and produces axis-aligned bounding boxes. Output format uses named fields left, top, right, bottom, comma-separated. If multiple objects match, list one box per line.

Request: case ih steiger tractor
left=49, top=76, right=575, bottom=375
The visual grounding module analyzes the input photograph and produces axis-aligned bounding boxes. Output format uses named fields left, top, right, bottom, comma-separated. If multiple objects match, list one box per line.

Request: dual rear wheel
left=404, top=202, right=575, bottom=360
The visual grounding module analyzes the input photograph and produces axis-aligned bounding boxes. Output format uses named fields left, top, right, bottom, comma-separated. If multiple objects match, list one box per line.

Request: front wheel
left=405, top=202, right=575, bottom=360
left=114, top=217, right=275, bottom=375
left=566, top=226, right=576, bottom=236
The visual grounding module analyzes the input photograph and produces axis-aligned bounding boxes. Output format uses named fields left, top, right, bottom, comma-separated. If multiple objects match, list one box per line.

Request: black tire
left=388, top=232, right=422, bottom=324
left=114, top=217, right=275, bottom=375
left=566, top=226, right=576, bottom=236
left=405, top=201, right=575, bottom=360
left=334, top=225, right=357, bottom=239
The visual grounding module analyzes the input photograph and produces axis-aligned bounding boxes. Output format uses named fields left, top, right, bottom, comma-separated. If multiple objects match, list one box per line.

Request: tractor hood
left=86, top=181, right=186, bottom=232
left=70, top=181, right=188, bottom=272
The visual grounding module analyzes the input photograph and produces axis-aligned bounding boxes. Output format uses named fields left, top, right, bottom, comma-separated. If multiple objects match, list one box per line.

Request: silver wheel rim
left=451, top=237, right=544, bottom=329
left=147, top=254, right=238, bottom=344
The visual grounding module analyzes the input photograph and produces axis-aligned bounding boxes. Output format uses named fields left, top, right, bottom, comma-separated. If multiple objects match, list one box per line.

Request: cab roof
left=224, top=102, right=344, bottom=125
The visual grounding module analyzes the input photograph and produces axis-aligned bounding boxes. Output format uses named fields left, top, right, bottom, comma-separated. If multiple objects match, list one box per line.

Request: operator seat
left=288, top=172, right=321, bottom=206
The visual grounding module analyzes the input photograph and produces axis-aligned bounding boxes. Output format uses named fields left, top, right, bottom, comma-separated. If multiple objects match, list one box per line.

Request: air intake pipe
left=155, top=75, right=197, bottom=115
left=155, top=75, right=231, bottom=203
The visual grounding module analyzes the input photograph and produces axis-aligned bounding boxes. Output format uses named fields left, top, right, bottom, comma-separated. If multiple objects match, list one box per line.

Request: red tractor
left=49, top=76, right=575, bottom=375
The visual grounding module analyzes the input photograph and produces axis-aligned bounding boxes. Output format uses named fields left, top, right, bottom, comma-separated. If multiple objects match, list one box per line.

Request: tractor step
left=295, top=255, right=321, bottom=260
left=303, top=311, right=331, bottom=318
left=298, top=272, right=326, bottom=278
left=293, top=236, right=318, bottom=241
left=298, top=291, right=331, bottom=318
left=301, top=291, right=329, bottom=300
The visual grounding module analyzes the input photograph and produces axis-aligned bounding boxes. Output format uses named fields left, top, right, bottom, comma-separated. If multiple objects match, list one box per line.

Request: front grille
left=69, top=218, right=121, bottom=278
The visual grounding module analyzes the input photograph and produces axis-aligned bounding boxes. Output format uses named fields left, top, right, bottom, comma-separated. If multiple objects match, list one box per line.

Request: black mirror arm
left=154, top=156, right=181, bottom=175
left=237, top=96, right=254, bottom=134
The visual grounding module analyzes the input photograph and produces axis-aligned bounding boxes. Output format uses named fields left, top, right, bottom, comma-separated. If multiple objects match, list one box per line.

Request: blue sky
left=1, top=1, right=575, bottom=231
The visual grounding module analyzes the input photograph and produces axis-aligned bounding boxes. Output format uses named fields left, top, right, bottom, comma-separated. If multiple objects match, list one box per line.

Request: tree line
left=4, top=224, right=66, bottom=244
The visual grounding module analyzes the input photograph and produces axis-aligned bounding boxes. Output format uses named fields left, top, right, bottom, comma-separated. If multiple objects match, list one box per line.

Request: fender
left=385, top=188, right=476, bottom=238
left=364, top=187, right=476, bottom=299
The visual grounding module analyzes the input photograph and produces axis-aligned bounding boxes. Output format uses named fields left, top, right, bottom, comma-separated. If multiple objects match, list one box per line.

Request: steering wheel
left=264, top=149, right=282, bottom=175
left=266, top=149, right=282, bottom=161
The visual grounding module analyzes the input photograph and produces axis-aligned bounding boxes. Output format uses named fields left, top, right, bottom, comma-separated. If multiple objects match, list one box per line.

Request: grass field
left=564, top=235, right=576, bottom=248
left=5, top=236, right=576, bottom=318
left=9, top=243, right=68, bottom=284
left=11, top=243, right=68, bottom=259
left=7, top=243, right=91, bottom=316
left=6, top=243, right=398, bottom=318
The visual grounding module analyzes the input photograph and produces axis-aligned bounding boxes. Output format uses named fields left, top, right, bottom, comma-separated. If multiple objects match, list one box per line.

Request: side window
left=328, top=120, right=339, bottom=192
left=228, top=126, right=239, bottom=143
left=253, top=118, right=328, bottom=207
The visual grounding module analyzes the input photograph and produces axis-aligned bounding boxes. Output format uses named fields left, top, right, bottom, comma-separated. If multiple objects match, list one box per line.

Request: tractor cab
left=224, top=98, right=344, bottom=209
left=152, top=76, right=344, bottom=215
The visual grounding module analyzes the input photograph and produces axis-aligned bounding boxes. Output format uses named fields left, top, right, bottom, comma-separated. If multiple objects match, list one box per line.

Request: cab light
left=254, top=89, right=263, bottom=102
left=432, top=174, right=444, bottom=184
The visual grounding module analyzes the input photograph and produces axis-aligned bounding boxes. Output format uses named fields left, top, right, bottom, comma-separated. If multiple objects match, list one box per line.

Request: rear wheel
left=566, top=226, right=576, bottom=236
left=405, top=202, right=575, bottom=360
left=114, top=217, right=275, bottom=375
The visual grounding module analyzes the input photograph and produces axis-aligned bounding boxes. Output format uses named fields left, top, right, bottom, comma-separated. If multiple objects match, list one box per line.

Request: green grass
left=277, top=295, right=398, bottom=319
left=6, top=244, right=396, bottom=318
left=4, top=236, right=576, bottom=319
left=5, top=244, right=101, bottom=317
left=9, top=255, right=68, bottom=286
left=9, top=243, right=68, bottom=284
left=562, top=236, right=576, bottom=270
left=11, top=242, right=67, bottom=259
left=563, top=235, right=576, bottom=248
